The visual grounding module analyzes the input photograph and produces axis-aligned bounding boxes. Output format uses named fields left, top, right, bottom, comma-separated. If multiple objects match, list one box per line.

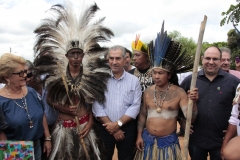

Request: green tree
left=220, top=1, right=240, bottom=26
left=168, top=30, right=197, bottom=57
left=227, top=29, right=240, bottom=69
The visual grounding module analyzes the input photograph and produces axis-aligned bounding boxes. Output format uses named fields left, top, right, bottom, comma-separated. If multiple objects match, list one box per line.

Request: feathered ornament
left=33, top=0, right=114, bottom=104
left=149, top=21, right=194, bottom=73
left=131, top=34, right=148, bottom=54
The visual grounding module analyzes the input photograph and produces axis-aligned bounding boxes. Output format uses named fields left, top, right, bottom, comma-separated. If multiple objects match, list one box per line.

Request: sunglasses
left=12, top=69, right=28, bottom=77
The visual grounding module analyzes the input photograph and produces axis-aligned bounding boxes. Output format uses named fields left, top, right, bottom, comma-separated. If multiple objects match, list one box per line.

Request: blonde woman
left=0, top=53, right=51, bottom=160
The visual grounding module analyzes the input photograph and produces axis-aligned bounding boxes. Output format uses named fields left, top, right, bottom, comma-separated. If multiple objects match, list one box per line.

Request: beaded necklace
left=134, top=68, right=152, bottom=92
left=5, top=88, right=33, bottom=128
left=154, top=83, right=171, bottom=113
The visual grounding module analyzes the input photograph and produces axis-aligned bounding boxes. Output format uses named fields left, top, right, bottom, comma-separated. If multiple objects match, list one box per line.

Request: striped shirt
left=92, top=70, right=142, bottom=122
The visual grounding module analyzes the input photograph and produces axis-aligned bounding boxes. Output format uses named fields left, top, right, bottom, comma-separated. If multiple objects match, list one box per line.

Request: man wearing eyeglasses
left=220, top=47, right=240, bottom=79
left=180, top=46, right=240, bottom=160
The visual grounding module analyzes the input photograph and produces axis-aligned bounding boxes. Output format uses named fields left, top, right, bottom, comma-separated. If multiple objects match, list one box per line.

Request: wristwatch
left=117, top=120, right=123, bottom=127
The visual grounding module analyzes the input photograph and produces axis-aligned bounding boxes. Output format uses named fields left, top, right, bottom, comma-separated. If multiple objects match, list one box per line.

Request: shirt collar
left=110, top=70, right=126, bottom=80
left=198, top=68, right=225, bottom=77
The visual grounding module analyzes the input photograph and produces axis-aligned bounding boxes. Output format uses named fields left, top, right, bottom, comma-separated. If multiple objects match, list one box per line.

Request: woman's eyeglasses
left=27, top=72, right=33, bottom=78
left=12, top=70, right=28, bottom=77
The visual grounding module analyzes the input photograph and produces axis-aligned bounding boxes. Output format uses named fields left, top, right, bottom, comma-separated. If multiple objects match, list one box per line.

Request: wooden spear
left=183, top=15, right=207, bottom=160
left=57, top=62, right=90, bottom=160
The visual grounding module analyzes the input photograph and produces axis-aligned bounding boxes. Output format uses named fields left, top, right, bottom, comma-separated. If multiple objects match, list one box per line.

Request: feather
left=33, top=0, right=112, bottom=104
left=149, top=21, right=194, bottom=73
left=49, top=124, right=64, bottom=160
left=86, top=129, right=101, bottom=160
left=153, top=21, right=171, bottom=67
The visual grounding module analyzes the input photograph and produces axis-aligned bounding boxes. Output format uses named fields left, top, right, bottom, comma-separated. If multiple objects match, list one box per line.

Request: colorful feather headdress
left=148, top=21, right=194, bottom=73
left=131, top=34, right=148, bottom=54
left=33, top=0, right=114, bottom=104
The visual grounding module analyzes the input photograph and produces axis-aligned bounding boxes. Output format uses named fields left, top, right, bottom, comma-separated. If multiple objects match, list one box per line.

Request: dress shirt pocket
left=123, top=89, right=135, bottom=106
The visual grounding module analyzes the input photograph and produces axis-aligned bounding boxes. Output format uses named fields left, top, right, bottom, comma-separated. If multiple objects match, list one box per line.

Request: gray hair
left=219, top=47, right=231, bottom=55
left=108, top=45, right=126, bottom=58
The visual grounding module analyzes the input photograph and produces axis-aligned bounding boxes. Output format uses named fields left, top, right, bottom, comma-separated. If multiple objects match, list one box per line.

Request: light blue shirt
left=92, top=70, right=142, bottom=122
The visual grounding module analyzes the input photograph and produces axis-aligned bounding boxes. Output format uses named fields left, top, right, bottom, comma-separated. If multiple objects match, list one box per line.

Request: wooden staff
left=183, top=15, right=207, bottom=160
left=57, top=62, right=90, bottom=160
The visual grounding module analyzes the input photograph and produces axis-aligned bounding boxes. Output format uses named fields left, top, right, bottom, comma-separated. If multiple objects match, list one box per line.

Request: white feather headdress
left=33, top=0, right=114, bottom=104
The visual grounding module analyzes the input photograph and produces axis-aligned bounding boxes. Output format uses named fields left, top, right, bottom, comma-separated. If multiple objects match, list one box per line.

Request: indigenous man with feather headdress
left=33, top=1, right=113, bottom=159
left=134, top=22, right=198, bottom=160
left=129, top=35, right=153, bottom=92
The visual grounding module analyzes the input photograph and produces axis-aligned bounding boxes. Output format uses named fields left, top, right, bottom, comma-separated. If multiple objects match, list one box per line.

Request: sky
left=0, top=0, right=238, bottom=61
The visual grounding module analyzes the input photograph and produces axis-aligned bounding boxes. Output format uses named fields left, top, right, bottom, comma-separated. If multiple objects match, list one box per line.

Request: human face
left=124, top=52, right=131, bottom=69
left=66, top=49, right=84, bottom=68
left=108, top=49, right=125, bottom=75
left=235, top=56, right=240, bottom=67
left=201, top=47, right=221, bottom=76
left=133, top=50, right=149, bottom=69
left=25, top=66, right=33, bottom=85
left=152, top=68, right=171, bottom=87
left=7, top=64, right=27, bottom=87
left=221, top=51, right=231, bottom=72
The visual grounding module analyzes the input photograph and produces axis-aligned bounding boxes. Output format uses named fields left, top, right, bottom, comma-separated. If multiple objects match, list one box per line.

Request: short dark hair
left=125, top=48, right=132, bottom=58
left=203, top=46, right=222, bottom=59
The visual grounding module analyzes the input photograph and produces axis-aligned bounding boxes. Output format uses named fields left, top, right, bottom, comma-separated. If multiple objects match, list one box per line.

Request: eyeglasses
left=203, top=57, right=220, bottom=62
left=12, top=69, right=28, bottom=77
left=221, top=58, right=232, bottom=63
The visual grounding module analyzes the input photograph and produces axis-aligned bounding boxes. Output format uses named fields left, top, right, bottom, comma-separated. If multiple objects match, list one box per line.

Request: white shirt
left=92, top=70, right=142, bottom=122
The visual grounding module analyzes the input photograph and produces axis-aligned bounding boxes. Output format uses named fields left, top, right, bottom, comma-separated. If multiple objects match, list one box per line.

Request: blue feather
left=153, top=21, right=171, bottom=66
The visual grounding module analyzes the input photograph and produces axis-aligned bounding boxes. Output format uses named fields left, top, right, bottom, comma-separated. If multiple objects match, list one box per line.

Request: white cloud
left=0, top=0, right=237, bottom=61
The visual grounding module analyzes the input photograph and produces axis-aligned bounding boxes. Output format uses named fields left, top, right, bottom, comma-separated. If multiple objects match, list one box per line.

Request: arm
left=136, top=91, right=148, bottom=151
left=221, top=124, right=237, bottom=157
left=42, top=114, right=52, bottom=157
left=121, top=80, right=142, bottom=124
left=79, top=104, right=93, bottom=138
left=92, top=101, right=125, bottom=141
left=221, top=104, right=239, bottom=155
left=47, top=93, right=78, bottom=116
left=0, top=130, right=7, bottom=140
left=103, top=80, right=142, bottom=134
left=179, top=87, right=198, bottom=123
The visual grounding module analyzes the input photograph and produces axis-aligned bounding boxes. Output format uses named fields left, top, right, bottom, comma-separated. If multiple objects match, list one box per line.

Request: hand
left=103, top=122, right=119, bottom=134
left=113, top=129, right=125, bottom=141
left=188, top=88, right=198, bottom=102
left=43, top=141, right=52, bottom=157
left=221, top=146, right=225, bottom=160
left=79, top=121, right=93, bottom=138
left=136, top=136, right=144, bottom=151
left=190, top=125, right=194, bottom=134
left=68, top=105, right=79, bottom=116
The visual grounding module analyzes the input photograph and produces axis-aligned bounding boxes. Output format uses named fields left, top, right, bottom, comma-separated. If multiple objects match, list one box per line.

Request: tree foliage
left=226, top=29, right=240, bottom=69
left=168, top=30, right=197, bottom=56
left=220, top=1, right=240, bottom=26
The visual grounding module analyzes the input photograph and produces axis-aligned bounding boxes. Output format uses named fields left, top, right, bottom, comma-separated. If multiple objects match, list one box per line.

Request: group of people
left=1, top=1, right=240, bottom=160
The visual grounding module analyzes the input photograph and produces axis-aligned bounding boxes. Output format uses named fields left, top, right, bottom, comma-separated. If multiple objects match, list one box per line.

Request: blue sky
left=0, top=0, right=237, bottom=61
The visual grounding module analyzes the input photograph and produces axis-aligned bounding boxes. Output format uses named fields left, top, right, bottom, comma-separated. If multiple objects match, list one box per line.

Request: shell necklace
left=154, top=83, right=171, bottom=113
left=5, top=88, right=33, bottom=128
